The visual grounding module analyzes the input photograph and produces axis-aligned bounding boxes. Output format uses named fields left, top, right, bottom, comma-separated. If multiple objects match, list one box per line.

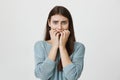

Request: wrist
left=52, top=46, right=59, bottom=50
left=59, top=46, right=66, bottom=50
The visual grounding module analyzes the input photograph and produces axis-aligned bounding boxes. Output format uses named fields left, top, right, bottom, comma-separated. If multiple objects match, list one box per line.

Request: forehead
left=50, top=14, right=68, bottom=21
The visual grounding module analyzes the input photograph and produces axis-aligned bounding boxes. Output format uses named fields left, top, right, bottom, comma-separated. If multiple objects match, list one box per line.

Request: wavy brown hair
left=44, top=6, right=76, bottom=71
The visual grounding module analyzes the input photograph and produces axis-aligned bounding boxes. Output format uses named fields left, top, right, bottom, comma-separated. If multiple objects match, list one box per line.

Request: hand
left=49, top=29, right=60, bottom=48
left=59, top=30, right=70, bottom=47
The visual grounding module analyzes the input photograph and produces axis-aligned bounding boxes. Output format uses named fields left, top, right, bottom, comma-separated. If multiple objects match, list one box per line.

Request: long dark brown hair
left=44, top=6, right=76, bottom=71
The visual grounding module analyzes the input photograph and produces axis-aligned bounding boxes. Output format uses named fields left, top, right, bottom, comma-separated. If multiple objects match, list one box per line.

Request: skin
left=47, top=14, right=72, bottom=67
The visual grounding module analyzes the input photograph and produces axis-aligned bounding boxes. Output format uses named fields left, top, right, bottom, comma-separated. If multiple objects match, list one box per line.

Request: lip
left=56, top=30, right=63, bottom=32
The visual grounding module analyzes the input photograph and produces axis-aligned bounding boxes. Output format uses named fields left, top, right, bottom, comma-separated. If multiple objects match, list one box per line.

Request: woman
left=34, top=6, right=85, bottom=80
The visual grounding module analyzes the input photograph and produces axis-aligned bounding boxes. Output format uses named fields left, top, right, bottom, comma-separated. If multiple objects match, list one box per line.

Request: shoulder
left=72, top=42, right=85, bottom=56
left=34, top=40, right=45, bottom=49
left=74, top=42, right=85, bottom=50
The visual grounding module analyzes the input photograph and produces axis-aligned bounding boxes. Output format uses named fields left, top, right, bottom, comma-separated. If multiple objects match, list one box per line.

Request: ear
left=48, top=19, right=51, bottom=27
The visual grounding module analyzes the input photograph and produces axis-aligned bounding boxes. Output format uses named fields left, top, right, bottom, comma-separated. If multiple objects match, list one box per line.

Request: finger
left=64, top=30, right=70, bottom=35
left=60, top=31, right=63, bottom=37
left=49, top=28, right=54, bottom=32
left=62, top=30, right=66, bottom=37
left=64, top=29, right=69, bottom=32
left=56, top=32, right=60, bottom=38
left=54, top=31, right=59, bottom=36
left=50, top=29, right=56, bottom=35
left=54, top=30, right=59, bottom=36
left=49, top=29, right=56, bottom=37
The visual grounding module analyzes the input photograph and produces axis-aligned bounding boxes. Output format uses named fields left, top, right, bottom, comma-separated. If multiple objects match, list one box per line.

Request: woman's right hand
left=49, top=29, right=60, bottom=48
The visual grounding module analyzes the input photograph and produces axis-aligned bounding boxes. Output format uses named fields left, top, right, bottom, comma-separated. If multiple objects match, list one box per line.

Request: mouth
left=57, top=30, right=63, bottom=32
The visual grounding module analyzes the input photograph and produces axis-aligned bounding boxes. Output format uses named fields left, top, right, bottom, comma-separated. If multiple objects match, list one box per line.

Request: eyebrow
left=52, top=20, right=59, bottom=22
left=63, top=20, right=68, bottom=22
left=52, top=20, right=68, bottom=22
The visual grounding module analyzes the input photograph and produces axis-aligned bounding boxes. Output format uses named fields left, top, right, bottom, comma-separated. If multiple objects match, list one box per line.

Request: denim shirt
left=34, top=41, right=85, bottom=80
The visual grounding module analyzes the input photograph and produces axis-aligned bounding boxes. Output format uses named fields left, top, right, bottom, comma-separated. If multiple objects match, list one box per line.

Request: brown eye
left=53, top=21, right=58, bottom=24
left=62, top=21, right=67, bottom=25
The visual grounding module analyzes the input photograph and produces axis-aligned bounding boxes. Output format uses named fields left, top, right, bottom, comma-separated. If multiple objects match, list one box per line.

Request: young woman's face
left=48, top=14, right=69, bottom=32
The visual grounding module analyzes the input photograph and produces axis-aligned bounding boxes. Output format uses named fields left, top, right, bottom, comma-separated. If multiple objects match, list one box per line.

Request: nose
left=58, top=23, right=62, bottom=30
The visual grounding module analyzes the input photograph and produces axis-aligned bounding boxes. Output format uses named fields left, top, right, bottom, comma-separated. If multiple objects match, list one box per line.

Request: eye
left=62, top=21, right=67, bottom=25
left=53, top=21, right=58, bottom=24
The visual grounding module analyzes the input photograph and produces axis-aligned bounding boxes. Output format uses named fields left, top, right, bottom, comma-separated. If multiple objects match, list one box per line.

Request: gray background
left=0, top=0, right=120, bottom=80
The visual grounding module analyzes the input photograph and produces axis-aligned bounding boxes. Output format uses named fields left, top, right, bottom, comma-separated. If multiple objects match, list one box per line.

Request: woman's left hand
left=59, top=30, right=70, bottom=47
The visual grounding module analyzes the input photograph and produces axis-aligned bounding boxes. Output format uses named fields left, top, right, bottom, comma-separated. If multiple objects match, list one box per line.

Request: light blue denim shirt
left=34, top=41, right=85, bottom=80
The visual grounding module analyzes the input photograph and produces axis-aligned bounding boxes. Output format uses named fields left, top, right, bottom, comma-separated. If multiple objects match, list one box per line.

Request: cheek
left=63, top=24, right=69, bottom=30
left=50, top=24, right=57, bottom=29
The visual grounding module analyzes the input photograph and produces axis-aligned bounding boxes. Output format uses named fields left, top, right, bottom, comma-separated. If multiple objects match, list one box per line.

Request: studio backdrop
left=0, top=0, right=120, bottom=80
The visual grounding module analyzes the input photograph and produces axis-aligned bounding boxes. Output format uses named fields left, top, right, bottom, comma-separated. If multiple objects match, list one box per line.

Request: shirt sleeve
left=34, top=41, right=56, bottom=80
left=63, top=42, right=85, bottom=80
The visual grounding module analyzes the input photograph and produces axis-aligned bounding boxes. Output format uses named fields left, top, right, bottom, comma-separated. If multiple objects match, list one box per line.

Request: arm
left=59, top=46, right=72, bottom=67
left=59, top=30, right=72, bottom=67
left=48, top=46, right=58, bottom=61
left=34, top=29, right=59, bottom=80
left=61, top=43, right=85, bottom=80
left=59, top=30, right=85, bottom=80
left=34, top=41, right=57, bottom=80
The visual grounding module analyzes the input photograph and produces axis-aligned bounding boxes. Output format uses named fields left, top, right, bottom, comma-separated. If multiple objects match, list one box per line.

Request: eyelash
left=53, top=22, right=58, bottom=24
left=53, top=22, right=67, bottom=25
left=62, top=22, right=67, bottom=24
